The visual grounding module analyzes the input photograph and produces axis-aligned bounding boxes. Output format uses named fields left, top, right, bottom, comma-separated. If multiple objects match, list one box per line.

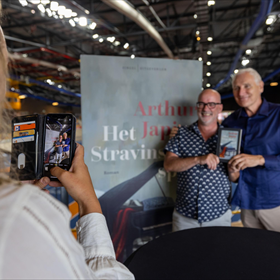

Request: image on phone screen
left=44, top=115, right=72, bottom=176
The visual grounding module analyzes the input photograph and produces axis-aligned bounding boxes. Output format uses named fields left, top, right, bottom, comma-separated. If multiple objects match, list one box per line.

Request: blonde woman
left=0, top=3, right=134, bottom=279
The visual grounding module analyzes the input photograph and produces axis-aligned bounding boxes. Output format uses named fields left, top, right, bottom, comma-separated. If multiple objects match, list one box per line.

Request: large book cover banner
left=81, top=56, right=202, bottom=262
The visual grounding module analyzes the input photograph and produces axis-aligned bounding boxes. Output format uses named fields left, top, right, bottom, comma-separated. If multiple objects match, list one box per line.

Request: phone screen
left=43, top=115, right=72, bottom=177
left=11, top=118, right=38, bottom=179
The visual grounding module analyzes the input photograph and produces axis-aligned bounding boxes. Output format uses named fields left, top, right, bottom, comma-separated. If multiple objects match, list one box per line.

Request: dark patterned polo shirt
left=165, top=122, right=231, bottom=223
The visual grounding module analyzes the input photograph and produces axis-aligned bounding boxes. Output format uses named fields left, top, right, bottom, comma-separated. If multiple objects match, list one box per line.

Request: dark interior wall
left=19, top=98, right=81, bottom=116
left=222, top=85, right=280, bottom=111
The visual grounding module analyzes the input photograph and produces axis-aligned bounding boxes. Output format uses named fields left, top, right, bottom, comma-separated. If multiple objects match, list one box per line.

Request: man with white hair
left=224, top=68, right=280, bottom=232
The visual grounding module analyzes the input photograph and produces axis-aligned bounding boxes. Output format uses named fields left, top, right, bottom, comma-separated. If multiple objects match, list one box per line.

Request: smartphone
left=43, top=114, right=76, bottom=180
left=11, top=115, right=40, bottom=180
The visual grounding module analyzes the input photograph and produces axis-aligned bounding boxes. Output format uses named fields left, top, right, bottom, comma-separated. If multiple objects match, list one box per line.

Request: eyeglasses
left=196, top=102, right=222, bottom=109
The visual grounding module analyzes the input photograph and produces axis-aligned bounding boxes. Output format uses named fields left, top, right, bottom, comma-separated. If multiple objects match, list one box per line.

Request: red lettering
left=134, top=101, right=146, bottom=116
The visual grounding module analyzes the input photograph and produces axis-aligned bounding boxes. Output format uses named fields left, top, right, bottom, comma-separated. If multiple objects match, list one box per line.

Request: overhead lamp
left=79, top=17, right=87, bottom=26
left=99, top=38, right=104, bottom=43
left=207, top=61, right=211, bottom=66
left=196, top=36, right=201, bottom=41
left=107, top=36, right=115, bottom=43
left=198, top=57, right=202, bottom=61
left=92, top=34, right=99, bottom=39
left=266, top=15, right=276, bottom=25
left=50, top=1, right=58, bottom=11
left=31, top=9, right=36, bottom=14
left=234, top=69, right=239, bottom=74
left=19, top=95, right=27, bottom=99
left=241, top=58, right=249, bottom=66
left=37, top=4, right=45, bottom=13
left=206, top=72, right=211, bottom=76
left=131, top=54, right=135, bottom=59
left=207, top=37, right=213, bottom=41
left=58, top=85, right=62, bottom=88
left=19, top=0, right=28, bottom=6
left=46, top=8, right=52, bottom=17
left=124, top=43, right=129, bottom=49
left=69, top=19, right=76, bottom=27
left=64, top=9, right=72, bottom=18
left=59, top=15, right=63, bottom=19
left=270, top=82, right=278, bottom=86
left=41, top=0, right=50, bottom=4
left=29, top=0, right=40, bottom=4
left=196, top=30, right=200, bottom=35
left=74, top=17, right=79, bottom=22
left=194, top=14, right=197, bottom=19
left=52, top=102, right=59, bottom=106
left=85, top=10, right=90, bottom=14
left=206, top=83, right=211, bottom=87
left=57, top=5, right=66, bottom=15
left=245, top=49, right=252, bottom=55
left=207, top=50, right=212, bottom=55
left=46, top=79, right=52, bottom=84
left=71, top=12, right=77, bottom=17
left=53, top=14, right=58, bottom=19
left=114, top=41, right=120, bottom=46
left=89, top=22, right=97, bottom=30
left=208, top=0, right=215, bottom=6
left=22, top=53, right=28, bottom=57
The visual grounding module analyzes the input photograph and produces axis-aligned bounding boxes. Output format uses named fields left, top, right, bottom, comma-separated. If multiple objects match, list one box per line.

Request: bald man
left=164, top=89, right=232, bottom=231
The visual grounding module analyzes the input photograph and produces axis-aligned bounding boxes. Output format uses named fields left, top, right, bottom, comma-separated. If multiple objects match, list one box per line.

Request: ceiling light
left=64, top=9, right=72, bottom=18
left=131, top=54, right=135, bottom=59
left=79, top=17, right=87, bottom=26
left=46, top=79, right=52, bottom=84
left=207, top=51, right=212, bottom=55
left=74, top=17, right=79, bottom=22
left=89, top=22, right=96, bottom=30
left=19, top=95, right=27, bottom=99
left=207, top=61, right=211, bottom=66
left=196, top=30, right=200, bottom=35
left=58, top=85, right=62, bottom=88
left=124, top=43, right=129, bottom=49
left=99, top=38, right=104, bottom=43
left=194, top=14, right=197, bottom=19
left=85, top=10, right=90, bottom=14
left=206, top=83, right=211, bottom=87
left=114, top=41, right=120, bottom=46
left=22, top=54, right=28, bottom=57
left=92, top=34, right=99, bottom=39
left=53, top=14, right=58, bottom=19
left=46, top=8, right=52, bottom=17
left=31, top=9, right=36, bottom=13
left=52, top=102, right=59, bottom=106
left=19, top=0, right=28, bottom=6
left=206, top=72, right=211, bottom=76
left=71, top=12, right=77, bottom=17
left=41, top=0, right=50, bottom=4
left=69, top=19, right=75, bottom=27
left=37, top=4, right=45, bottom=13
left=198, top=57, right=202, bottom=61
left=266, top=15, right=276, bottom=25
left=207, top=37, right=213, bottom=41
left=29, top=0, right=40, bottom=4
left=57, top=5, right=65, bottom=15
left=59, top=15, right=63, bottom=19
left=208, top=0, right=215, bottom=6
left=50, top=1, right=58, bottom=11
left=107, top=36, right=115, bottom=43
left=196, top=36, right=201, bottom=41
left=270, top=82, right=278, bottom=86
left=234, top=69, right=239, bottom=74
left=245, top=49, right=252, bottom=55
left=241, top=59, right=250, bottom=66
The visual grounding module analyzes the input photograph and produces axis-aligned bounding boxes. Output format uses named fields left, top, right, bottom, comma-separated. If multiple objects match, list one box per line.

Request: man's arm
left=228, top=154, right=265, bottom=171
left=164, top=151, right=220, bottom=172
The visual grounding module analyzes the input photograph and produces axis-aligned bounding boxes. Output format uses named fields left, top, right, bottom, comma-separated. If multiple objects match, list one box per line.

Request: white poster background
left=81, top=55, right=202, bottom=201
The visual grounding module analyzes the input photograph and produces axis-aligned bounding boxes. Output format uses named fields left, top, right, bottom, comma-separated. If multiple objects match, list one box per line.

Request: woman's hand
left=49, top=143, right=102, bottom=217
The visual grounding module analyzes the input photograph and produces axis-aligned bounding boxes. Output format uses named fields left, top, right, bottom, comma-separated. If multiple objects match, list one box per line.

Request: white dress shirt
left=0, top=181, right=134, bottom=279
